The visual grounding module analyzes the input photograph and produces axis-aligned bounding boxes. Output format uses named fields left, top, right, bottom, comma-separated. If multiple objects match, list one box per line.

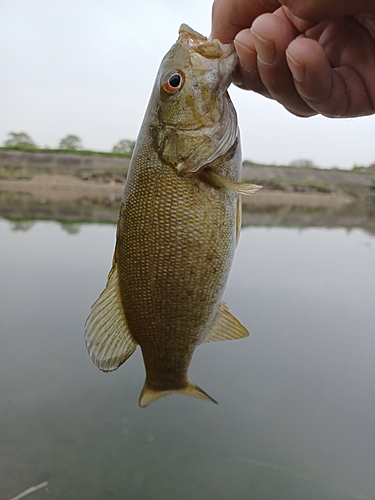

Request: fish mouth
left=178, top=24, right=207, bottom=44
left=178, top=23, right=236, bottom=61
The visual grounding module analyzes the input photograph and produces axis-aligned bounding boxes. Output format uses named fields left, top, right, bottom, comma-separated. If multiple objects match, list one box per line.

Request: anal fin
left=203, top=302, right=249, bottom=343
left=85, top=262, right=137, bottom=372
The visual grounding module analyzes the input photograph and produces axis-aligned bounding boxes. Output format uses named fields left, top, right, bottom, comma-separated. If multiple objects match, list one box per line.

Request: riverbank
left=1, top=150, right=374, bottom=229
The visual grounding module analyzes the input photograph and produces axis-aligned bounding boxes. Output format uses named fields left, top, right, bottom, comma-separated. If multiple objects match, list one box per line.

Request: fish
left=85, top=24, right=261, bottom=407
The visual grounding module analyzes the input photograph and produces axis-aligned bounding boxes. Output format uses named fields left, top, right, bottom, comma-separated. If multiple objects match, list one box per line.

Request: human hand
left=211, top=0, right=375, bottom=117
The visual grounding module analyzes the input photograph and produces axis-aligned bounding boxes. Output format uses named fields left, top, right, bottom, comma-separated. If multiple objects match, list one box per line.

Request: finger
left=211, top=0, right=281, bottom=43
left=251, top=13, right=316, bottom=116
left=281, top=0, right=375, bottom=22
left=286, top=37, right=374, bottom=117
left=234, top=29, right=272, bottom=96
left=211, top=0, right=375, bottom=45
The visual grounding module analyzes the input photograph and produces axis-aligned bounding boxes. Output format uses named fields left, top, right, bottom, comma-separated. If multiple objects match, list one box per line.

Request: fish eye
left=162, top=71, right=184, bottom=94
left=169, top=74, right=181, bottom=87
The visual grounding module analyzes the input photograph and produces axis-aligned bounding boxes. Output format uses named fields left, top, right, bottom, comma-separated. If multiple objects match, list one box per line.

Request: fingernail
left=252, top=31, right=276, bottom=65
left=286, top=52, right=305, bottom=82
left=234, top=39, right=258, bottom=76
left=232, top=70, right=244, bottom=87
left=234, top=38, right=256, bottom=55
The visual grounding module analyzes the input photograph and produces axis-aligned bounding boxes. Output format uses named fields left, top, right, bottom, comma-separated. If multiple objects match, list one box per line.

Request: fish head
left=149, top=24, right=239, bottom=174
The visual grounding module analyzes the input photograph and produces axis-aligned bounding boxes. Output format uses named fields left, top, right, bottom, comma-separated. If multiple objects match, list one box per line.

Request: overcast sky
left=1, top=0, right=374, bottom=169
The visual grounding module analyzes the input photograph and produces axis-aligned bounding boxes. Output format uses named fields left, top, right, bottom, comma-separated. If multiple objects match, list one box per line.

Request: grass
left=243, top=159, right=370, bottom=173
left=2, top=148, right=371, bottom=173
left=243, top=178, right=333, bottom=194
left=0, top=147, right=131, bottom=180
left=0, top=146, right=132, bottom=158
left=0, top=164, right=32, bottom=180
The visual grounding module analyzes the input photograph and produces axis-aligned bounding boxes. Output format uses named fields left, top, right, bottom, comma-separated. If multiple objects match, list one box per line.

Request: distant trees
left=112, top=139, right=135, bottom=155
left=2, top=131, right=136, bottom=155
left=289, top=159, right=316, bottom=168
left=58, top=134, right=83, bottom=150
left=3, top=132, right=37, bottom=149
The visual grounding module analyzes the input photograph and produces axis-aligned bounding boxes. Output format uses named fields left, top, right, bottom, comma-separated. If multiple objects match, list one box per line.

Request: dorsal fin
left=202, top=302, right=249, bottom=343
left=85, top=261, right=137, bottom=372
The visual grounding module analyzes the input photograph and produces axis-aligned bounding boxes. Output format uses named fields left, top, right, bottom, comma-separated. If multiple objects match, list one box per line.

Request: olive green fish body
left=85, top=25, right=261, bottom=407
left=118, top=133, right=240, bottom=393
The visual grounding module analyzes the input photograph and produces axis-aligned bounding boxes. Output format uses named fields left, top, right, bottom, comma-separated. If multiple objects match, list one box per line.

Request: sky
left=1, top=0, right=374, bottom=169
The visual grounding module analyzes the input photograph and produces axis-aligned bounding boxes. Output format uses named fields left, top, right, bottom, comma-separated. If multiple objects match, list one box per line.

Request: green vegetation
left=112, top=139, right=135, bottom=154
left=243, top=159, right=323, bottom=171
left=289, top=159, right=316, bottom=168
left=58, top=134, right=83, bottom=151
left=242, top=177, right=333, bottom=194
left=2, top=133, right=373, bottom=173
left=3, top=132, right=37, bottom=149
left=1, top=131, right=134, bottom=157
left=351, top=165, right=368, bottom=173
left=243, top=159, right=374, bottom=173
left=0, top=145, right=132, bottom=158
left=274, top=179, right=332, bottom=193
left=0, top=164, right=32, bottom=180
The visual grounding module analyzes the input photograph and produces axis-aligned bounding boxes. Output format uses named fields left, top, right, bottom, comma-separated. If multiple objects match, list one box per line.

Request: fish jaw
left=178, top=23, right=238, bottom=87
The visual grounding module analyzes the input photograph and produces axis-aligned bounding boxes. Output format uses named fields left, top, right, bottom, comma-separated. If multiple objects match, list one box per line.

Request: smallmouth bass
left=85, top=24, right=261, bottom=407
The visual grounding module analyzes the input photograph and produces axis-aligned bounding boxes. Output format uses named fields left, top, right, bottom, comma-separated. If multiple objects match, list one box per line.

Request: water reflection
left=60, top=222, right=81, bottom=235
left=1, top=188, right=375, bottom=231
left=8, top=219, right=82, bottom=235
left=10, top=220, right=36, bottom=232
left=1, top=219, right=374, bottom=499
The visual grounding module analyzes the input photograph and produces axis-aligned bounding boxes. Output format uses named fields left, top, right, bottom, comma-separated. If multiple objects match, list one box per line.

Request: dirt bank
left=1, top=173, right=374, bottom=230
left=0, top=174, right=348, bottom=208
left=1, top=150, right=374, bottom=228
left=2, top=149, right=375, bottom=201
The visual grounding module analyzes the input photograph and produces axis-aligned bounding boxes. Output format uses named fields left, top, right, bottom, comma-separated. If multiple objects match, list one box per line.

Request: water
left=1, top=218, right=374, bottom=499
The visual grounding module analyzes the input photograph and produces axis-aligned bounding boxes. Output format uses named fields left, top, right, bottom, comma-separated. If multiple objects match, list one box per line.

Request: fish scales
left=118, top=140, right=238, bottom=389
left=85, top=24, right=261, bottom=407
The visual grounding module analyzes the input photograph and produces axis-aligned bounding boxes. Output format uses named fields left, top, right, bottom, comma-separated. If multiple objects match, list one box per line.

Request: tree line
left=2, top=132, right=135, bottom=155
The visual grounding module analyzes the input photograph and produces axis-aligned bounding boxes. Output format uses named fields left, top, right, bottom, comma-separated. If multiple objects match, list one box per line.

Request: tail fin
left=139, top=380, right=218, bottom=407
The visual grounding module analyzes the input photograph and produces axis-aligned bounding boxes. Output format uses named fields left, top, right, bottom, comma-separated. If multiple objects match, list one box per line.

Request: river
left=1, top=218, right=374, bottom=499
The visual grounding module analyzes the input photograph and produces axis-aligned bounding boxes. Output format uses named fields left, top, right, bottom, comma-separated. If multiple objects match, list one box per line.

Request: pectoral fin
left=203, top=302, right=249, bottom=343
left=85, top=262, right=137, bottom=372
left=206, top=169, right=262, bottom=195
